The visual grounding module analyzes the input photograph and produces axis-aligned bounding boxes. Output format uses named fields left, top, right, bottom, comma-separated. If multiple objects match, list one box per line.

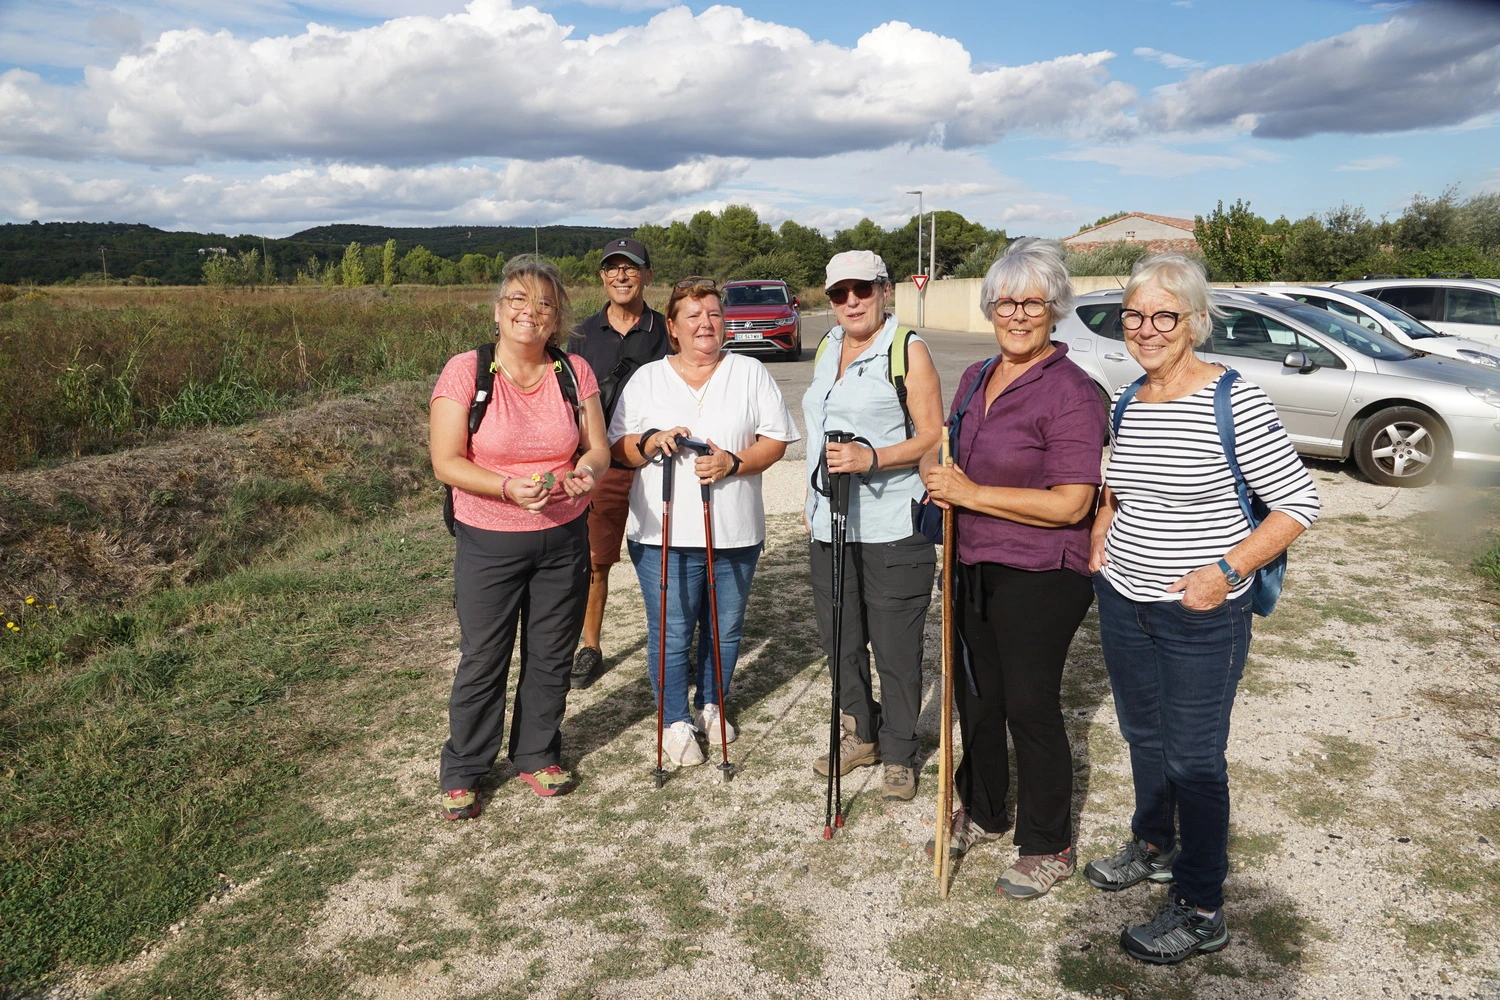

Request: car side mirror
left=1284, top=350, right=1318, bottom=374
left=792, top=297, right=799, bottom=308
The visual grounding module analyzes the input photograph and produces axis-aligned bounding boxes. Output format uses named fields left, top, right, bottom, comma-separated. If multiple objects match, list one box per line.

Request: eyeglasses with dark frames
left=601, top=262, right=643, bottom=277
left=674, top=276, right=718, bottom=290
left=828, top=280, right=876, bottom=305
left=992, top=298, right=1052, bottom=318
left=1120, top=309, right=1185, bottom=333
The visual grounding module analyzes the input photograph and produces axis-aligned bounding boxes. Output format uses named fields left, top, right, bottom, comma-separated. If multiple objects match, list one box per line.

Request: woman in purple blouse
left=919, top=238, right=1106, bottom=900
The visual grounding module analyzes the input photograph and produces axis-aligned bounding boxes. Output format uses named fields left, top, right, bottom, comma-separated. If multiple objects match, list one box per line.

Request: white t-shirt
left=608, top=351, right=801, bottom=549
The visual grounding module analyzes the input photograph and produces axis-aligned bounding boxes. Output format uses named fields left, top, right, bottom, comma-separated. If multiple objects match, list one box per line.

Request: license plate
left=735, top=332, right=764, bottom=341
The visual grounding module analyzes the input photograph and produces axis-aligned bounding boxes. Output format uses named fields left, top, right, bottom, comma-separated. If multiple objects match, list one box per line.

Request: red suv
left=721, top=280, right=802, bottom=361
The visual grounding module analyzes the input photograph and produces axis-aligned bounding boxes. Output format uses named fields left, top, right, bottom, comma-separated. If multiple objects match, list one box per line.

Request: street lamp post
left=907, top=189, right=923, bottom=327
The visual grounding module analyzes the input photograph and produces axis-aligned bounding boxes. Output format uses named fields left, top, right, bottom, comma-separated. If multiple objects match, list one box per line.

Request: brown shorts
left=587, top=466, right=635, bottom=567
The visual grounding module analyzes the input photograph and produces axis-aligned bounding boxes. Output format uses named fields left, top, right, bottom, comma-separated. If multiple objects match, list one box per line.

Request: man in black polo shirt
left=569, top=237, right=672, bottom=688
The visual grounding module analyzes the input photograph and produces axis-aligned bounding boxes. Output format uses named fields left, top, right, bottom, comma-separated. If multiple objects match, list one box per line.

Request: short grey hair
left=497, top=254, right=572, bottom=349
left=1122, top=253, right=1223, bottom=347
left=979, top=238, right=1074, bottom=323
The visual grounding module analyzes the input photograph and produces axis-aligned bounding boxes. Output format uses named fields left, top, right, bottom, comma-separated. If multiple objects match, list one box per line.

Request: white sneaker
left=663, top=720, right=705, bottom=767
left=695, top=703, right=738, bottom=745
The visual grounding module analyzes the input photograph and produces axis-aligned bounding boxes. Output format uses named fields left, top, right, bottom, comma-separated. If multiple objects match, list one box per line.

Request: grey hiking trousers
left=440, top=516, right=589, bottom=788
left=809, top=531, right=935, bottom=769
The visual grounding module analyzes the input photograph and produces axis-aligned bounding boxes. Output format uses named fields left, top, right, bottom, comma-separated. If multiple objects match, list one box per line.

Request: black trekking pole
left=678, top=438, right=734, bottom=783
left=823, top=429, right=853, bottom=839
left=652, top=437, right=679, bottom=790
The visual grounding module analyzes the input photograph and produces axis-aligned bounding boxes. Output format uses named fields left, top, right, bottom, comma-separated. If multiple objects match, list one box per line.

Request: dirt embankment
left=0, top=382, right=436, bottom=609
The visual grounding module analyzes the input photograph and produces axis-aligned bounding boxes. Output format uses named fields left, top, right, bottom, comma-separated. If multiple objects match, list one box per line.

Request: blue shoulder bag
left=1110, top=369, right=1286, bottom=616
left=916, top=356, right=998, bottom=543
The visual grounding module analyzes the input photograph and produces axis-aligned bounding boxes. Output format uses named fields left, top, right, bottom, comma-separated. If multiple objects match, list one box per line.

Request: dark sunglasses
left=828, top=280, right=875, bottom=305
left=675, top=276, right=718, bottom=290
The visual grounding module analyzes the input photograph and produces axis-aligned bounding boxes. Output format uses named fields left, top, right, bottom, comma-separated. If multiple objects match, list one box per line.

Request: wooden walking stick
left=934, top=426, right=955, bottom=896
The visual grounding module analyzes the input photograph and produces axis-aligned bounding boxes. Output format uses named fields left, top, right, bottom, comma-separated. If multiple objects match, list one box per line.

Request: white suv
left=1245, top=285, right=1500, bottom=370
left=1334, top=277, right=1500, bottom=348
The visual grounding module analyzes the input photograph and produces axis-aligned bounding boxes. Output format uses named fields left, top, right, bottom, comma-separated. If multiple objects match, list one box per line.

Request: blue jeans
left=629, top=541, right=762, bottom=728
left=1093, top=574, right=1252, bottom=911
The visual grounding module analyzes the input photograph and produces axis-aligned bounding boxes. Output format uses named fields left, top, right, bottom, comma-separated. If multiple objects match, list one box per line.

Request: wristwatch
left=1216, top=558, right=1242, bottom=586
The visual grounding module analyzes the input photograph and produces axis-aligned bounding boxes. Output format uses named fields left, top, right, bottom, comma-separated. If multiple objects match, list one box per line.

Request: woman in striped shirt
left=1085, top=254, right=1319, bottom=965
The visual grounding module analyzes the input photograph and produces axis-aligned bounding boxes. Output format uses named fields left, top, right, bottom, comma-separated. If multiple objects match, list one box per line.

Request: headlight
left=1465, top=386, right=1500, bottom=407
left=1457, top=349, right=1500, bottom=369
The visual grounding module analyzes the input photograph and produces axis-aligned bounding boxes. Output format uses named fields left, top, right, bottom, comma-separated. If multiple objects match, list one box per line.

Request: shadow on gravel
left=1053, top=876, right=1314, bottom=997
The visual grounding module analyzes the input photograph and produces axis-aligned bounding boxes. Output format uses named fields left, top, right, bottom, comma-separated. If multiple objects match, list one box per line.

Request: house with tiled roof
left=1062, top=212, right=1200, bottom=255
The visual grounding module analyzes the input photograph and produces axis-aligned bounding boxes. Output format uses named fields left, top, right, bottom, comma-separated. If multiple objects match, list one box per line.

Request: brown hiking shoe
left=881, top=764, right=916, bottom=801
left=812, top=714, right=880, bottom=777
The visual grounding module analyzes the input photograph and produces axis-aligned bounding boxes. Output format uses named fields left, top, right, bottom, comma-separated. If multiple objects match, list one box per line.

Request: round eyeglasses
left=1120, top=309, right=1185, bottom=333
left=501, top=293, right=557, bottom=315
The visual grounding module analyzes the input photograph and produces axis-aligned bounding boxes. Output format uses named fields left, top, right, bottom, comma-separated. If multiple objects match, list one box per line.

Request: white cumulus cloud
left=1142, top=2, right=1500, bottom=138
left=0, top=0, right=1137, bottom=169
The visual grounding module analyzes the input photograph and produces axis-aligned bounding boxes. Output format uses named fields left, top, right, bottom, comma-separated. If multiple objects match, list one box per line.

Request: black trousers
left=440, top=516, right=589, bottom=788
left=809, top=532, right=935, bottom=768
left=954, top=562, right=1094, bottom=855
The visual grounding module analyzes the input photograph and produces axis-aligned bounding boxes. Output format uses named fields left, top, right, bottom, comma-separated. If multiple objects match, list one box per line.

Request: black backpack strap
left=546, top=345, right=581, bottom=422
left=469, top=342, right=497, bottom=436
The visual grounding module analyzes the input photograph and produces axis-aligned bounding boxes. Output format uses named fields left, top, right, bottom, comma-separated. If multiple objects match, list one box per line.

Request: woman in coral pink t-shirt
left=429, top=256, right=610, bottom=813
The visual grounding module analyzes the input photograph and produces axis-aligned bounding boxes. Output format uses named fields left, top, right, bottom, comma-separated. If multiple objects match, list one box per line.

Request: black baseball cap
left=600, top=237, right=650, bottom=269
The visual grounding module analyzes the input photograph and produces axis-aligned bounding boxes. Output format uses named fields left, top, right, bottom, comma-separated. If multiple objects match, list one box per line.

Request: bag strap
left=1213, top=368, right=1259, bottom=526
left=469, top=342, right=498, bottom=437
left=891, top=327, right=914, bottom=436
left=944, top=356, right=997, bottom=466
left=1109, top=374, right=1147, bottom=439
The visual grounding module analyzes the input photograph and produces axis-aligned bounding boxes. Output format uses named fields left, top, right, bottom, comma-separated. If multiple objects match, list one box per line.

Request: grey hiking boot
left=812, top=714, right=880, bottom=777
left=881, top=764, right=916, bottom=801
left=925, top=806, right=1002, bottom=860
left=997, top=847, right=1075, bottom=900
left=1085, top=838, right=1180, bottom=892
left=1120, top=895, right=1229, bottom=964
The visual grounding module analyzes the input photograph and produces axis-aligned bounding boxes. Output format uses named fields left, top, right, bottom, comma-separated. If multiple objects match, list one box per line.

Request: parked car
left=1332, top=277, right=1500, bottom=349
left=1059, top=288, right=1500, bottom=486
left=1245, top=285, right=1500, bottom=370
left=720, top=279, right=802, bottom=361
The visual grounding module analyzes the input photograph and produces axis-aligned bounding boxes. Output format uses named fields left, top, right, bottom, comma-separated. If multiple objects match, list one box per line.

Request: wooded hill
left=0, top=221, right=632, bottom=286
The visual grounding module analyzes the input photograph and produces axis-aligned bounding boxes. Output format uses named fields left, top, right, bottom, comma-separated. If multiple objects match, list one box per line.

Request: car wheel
left=1352, top=406, right=1449, bottom=487
left=788, top=337, right=802, bottom=362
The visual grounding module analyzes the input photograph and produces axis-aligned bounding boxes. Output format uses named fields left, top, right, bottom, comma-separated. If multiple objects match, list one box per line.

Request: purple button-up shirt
left=950, top=342, right=1106, bottom=575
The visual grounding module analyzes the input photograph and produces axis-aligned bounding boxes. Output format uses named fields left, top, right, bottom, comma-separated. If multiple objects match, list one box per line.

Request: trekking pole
left=680, top=438, right=734, bottom=783
left=823, top=429, right=854, bottom=839
left=652, top=437, right=679, bottom=790
left=935, top=425, right=955, bottom=896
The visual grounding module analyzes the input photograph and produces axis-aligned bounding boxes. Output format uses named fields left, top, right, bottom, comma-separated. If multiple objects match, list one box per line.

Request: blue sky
left=1, top=0, right=1497, bottom=238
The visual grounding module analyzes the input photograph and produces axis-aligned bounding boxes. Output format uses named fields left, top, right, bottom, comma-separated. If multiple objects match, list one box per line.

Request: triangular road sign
left=912, top=274, right=929, bottom=291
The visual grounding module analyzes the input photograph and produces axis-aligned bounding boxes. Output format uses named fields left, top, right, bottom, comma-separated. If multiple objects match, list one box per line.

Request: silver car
left=1333, top=277, right=1500, bottom=348
left=1060, top=288, right=1500, bottom=487
left=1243, top=284, right=1500, bottom=370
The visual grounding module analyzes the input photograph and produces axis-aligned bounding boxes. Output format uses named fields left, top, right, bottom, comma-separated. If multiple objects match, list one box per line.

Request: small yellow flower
left=48, top=605, right=57, bottom=610
left=25, top=596, right=35, bottom=605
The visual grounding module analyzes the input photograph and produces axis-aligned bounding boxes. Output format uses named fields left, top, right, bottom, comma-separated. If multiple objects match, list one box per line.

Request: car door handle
left=1104, top=353, right=1128, bottom=361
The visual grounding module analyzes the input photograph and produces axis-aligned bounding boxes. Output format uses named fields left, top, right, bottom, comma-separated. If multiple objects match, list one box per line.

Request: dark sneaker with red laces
left=519, top=765, right=576, bottom=797
left=438, top=788, right=481, bottom=821
left=1120, top=895, right=1229, bottom=964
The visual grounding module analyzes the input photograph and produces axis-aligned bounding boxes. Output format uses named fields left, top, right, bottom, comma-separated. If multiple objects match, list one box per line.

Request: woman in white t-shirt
left=609, top=278, right=801, bottom=767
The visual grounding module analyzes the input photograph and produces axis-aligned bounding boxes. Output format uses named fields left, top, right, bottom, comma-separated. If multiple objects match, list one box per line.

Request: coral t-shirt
left=431, top=349, right=600, bottom=533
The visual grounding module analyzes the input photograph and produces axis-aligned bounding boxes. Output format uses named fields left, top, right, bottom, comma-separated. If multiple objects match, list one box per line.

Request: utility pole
left=930, top=213, right=936, bottom=281
left=534, top=220, right=539, bottom=256
left=99, top=247, right=107, bottom=279
left=906, top=190, right=923, bottom=327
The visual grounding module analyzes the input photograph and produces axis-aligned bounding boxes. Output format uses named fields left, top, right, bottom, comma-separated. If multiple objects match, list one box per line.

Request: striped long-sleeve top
left=1101, top=373, right=1321, bottom=603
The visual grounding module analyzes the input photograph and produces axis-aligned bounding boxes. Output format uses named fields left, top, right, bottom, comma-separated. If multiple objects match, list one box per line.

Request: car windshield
left=724, top=284, right=788, bottom=306
left=1280, top=303, right=1418, bottom=360
left=1343, top=292, right=1446, bottom=340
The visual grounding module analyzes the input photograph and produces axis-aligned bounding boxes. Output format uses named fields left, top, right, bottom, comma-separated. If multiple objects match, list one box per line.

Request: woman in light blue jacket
left=802, top=250, right=943, bottom=802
